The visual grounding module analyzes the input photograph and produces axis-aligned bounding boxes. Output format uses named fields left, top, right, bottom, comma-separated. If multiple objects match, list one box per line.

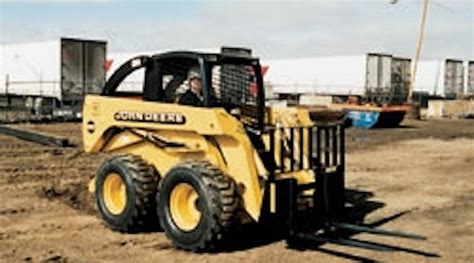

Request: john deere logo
left=114, top=111, right=186, bottom=124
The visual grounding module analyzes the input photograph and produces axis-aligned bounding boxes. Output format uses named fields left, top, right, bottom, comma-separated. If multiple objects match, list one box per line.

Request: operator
left=179, top=66, right=203, bottom=106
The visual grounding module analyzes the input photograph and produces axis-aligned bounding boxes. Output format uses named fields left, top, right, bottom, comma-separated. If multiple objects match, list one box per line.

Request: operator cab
left=102, top=51, right=265, bottom=132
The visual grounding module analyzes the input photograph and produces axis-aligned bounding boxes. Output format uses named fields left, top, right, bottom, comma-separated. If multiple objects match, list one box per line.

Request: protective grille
left=211, top=64, right=258, bottom=105
left=211, top=64, right=260, bottom=127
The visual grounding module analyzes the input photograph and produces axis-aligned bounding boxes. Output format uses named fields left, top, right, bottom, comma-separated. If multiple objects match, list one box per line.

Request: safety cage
left=102, top=51, right=265, bottom=131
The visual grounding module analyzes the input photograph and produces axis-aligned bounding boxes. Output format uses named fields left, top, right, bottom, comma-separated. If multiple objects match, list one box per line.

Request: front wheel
left=95, top=155, right=160, bottom=232
left=157, top=161, right=239, bottom=251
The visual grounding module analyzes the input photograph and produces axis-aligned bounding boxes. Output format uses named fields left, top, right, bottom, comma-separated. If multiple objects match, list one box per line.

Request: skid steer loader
left=83, top=50, right=425, bottom=252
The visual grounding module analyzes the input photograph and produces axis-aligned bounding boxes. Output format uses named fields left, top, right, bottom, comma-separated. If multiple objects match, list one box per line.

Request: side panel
left=263, top=55, right=367, bottom=96
left=102, top=131, right=221, bottom=181
left=82, top=96, right=227, bottom=152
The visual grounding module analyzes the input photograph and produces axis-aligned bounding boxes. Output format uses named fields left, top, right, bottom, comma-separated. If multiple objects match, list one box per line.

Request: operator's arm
left=178, top=90, right=202, bottom=106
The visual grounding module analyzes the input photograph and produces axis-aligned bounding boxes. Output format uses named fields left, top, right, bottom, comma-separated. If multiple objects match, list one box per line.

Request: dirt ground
left=1, top=119, right=473, bottom=262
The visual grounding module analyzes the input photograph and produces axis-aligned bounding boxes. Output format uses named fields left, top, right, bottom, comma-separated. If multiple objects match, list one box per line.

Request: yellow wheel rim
left=103, top=173, right=127, bottom=215
left=170, top=183, right=201, bottom=231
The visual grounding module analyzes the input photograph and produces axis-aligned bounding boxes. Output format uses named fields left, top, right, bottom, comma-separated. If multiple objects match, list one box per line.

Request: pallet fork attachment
left=264, top=123, right=428, bottom=253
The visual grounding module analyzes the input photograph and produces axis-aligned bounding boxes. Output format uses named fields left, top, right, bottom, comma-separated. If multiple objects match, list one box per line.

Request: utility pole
left=409, top=0, right=430, bottom=101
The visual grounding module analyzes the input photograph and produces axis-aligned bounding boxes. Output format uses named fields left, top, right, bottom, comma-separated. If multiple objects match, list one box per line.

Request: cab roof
left=151, top=51, right=260, bottom=65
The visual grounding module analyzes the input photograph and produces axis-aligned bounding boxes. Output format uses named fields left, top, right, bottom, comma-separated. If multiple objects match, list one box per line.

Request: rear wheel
left=157, top=161, right=239, bottom=251
left=95, top=155, right=160, bottom=232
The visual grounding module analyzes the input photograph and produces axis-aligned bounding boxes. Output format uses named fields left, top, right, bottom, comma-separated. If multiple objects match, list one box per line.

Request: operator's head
left=187, top=66, right=202, bottom=94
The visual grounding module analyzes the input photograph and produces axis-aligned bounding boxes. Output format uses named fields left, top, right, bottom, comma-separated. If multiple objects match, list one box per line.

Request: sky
left=0, top=0, right=473, bottom=60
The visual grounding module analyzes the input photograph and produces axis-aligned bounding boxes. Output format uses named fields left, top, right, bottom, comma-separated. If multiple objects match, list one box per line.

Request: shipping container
left=1, top=38, right=106, bottom=101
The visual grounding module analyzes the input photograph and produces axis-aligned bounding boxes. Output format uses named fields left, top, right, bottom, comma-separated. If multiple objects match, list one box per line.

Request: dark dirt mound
left=39, top=183, right=96, bottom=215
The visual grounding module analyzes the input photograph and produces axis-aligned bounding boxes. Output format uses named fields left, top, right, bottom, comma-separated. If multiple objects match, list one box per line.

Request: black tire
left=157, top=160, right=239, bottom=251
left=95, top=154, right=160, bottom=232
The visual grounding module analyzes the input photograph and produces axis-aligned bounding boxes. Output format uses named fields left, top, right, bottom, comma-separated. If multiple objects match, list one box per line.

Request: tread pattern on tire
left=162, top=160, right=239, bottom=251
left=97, top=154, right=159, bottom=232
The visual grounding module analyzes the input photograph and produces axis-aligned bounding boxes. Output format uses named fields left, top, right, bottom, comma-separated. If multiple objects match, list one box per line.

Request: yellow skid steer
left=83, top=50, right=425, bottom=252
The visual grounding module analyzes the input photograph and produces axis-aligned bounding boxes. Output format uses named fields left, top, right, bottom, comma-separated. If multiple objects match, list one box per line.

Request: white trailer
left=263, top=53, right=411, bottom=105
